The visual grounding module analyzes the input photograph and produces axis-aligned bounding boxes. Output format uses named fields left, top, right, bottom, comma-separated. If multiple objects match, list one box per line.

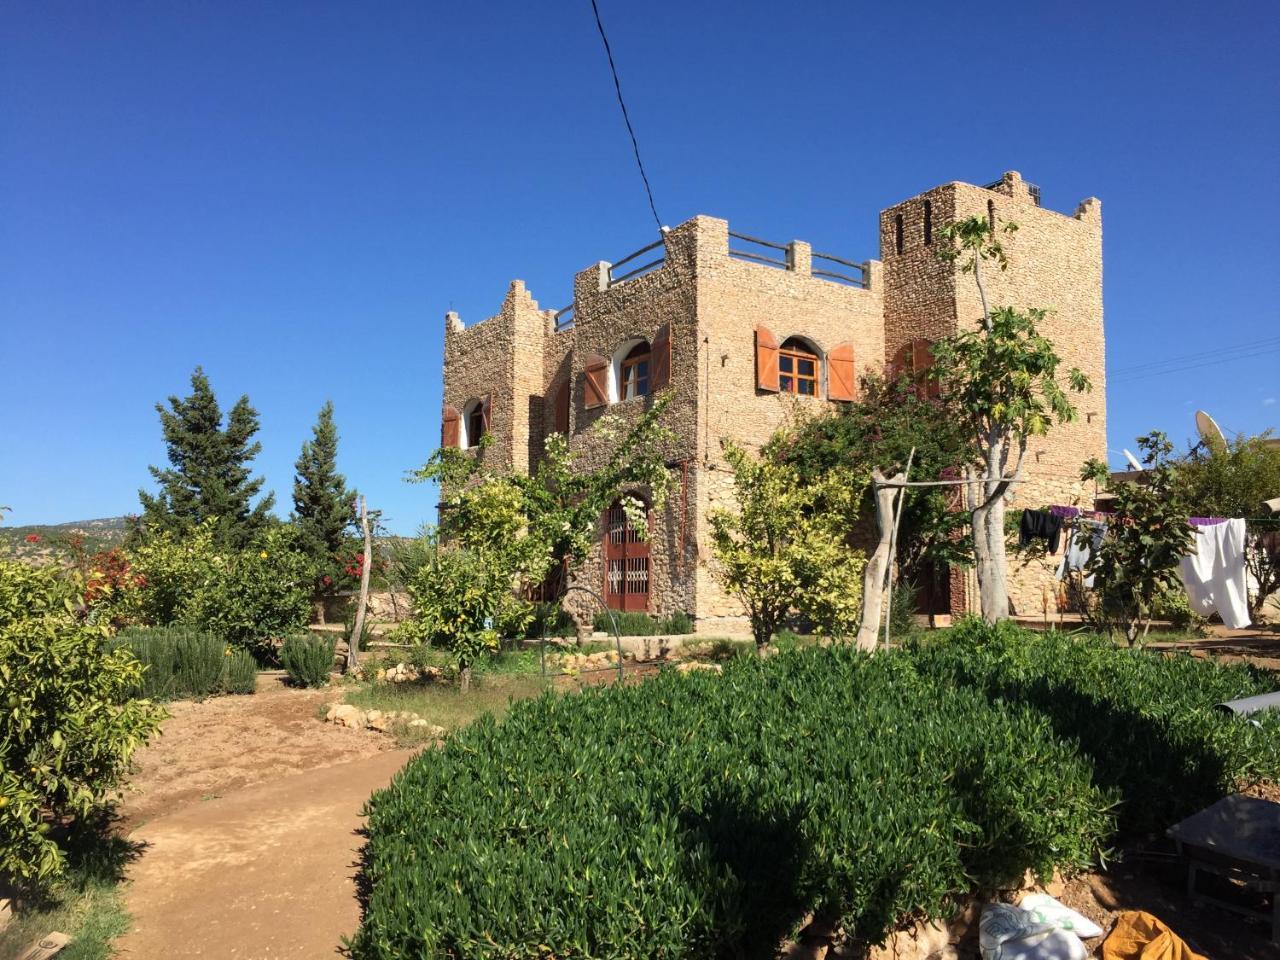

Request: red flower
left=24, top=534, right=40, bottom=543
left=321, top=575, right=333, bottom=586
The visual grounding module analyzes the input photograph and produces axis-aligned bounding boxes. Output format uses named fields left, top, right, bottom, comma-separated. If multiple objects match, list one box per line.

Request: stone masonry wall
left=880, top=172, right=1107, bottom=616
left=442, top=172, right=1107, bottom=630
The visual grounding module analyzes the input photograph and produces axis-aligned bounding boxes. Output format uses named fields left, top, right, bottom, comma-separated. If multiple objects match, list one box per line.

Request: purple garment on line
left=1049, top=505, right=1081, bottom=519
left=1190, top=517, right=1226, bottom=526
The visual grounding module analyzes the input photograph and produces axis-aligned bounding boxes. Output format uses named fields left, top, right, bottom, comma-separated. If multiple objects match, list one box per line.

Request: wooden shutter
left=755, top=325, right=779, bottom=392
left=481, top=394, right=492, bottom=431
left=650, top=324, right=672, bottom=391
left=828, top=342, right=856, bottom=401
left=584, top=354, right=609, bottom=409
left=912, top=340, right=940, bottom=399
left=441, top=404, right=460, bottom=448
left=554, top=379, right=570, bottom=433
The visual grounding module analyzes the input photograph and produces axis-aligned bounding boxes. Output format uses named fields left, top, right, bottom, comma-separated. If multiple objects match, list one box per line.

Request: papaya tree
left=930, top=216, right=1090, bottom=622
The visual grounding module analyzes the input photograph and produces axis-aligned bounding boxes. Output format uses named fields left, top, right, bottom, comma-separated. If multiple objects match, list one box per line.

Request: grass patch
left=0, top=830, right=138, bottom=960
left=344, top=674, right=552, bottom=736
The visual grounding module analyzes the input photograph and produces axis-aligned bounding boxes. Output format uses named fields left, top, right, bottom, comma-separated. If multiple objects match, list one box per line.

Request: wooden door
left=603, top=499, right=649, bottom=612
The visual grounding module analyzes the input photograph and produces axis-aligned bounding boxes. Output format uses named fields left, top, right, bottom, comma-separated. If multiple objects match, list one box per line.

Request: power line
left=1109, top=335, right=1280, bottom=381
left=1110, top=344, right=1280, bottom=383
left=589, top=0, right=662, bottom=231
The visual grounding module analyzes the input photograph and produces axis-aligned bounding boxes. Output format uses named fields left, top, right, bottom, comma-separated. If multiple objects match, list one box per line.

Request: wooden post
left=347, top=496, right=372, bottom=673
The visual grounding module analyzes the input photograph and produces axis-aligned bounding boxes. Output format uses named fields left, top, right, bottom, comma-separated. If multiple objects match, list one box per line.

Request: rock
left=329, top=704, right=366, bottom=729
left=868, top=921, right=954, bottom=960
left=367, top=714, right=391, bottom=732
left=675, top=661, right=722, bottom=674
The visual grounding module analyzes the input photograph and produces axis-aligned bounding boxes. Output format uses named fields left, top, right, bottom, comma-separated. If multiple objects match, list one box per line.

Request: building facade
left=440, top=172, right=1106, bottom=632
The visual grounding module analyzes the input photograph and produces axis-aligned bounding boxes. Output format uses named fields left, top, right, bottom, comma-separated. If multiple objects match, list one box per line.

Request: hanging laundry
left=1188, top=517, right=1225, bottom=527
left=1020, top=509, right=1064, bottom=553
left=1057, top=519, right=1106, bottom=587
left=1180, top=518, right=1251, bottom=629
left=1049, top=505, right=1081, bottom=520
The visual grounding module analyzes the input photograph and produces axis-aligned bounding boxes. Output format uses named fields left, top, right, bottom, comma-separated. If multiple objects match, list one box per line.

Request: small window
left=923, top=200, right=932, bottom=245
left=894, top=213, right=904, bottom=255
left=778, top=338, right=819, bottom=396
left=620, top=341, right=650, bottom=400
left=460, top=397, right=488, bottom=448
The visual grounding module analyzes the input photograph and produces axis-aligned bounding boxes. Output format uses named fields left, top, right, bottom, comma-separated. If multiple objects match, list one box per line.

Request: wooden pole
left=347, top=495, right=372, bottom=673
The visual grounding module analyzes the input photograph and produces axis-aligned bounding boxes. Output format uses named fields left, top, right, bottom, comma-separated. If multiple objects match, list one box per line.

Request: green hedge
left=114, top=626, right=249, bottom=701
left=592, top=609, right=694, bottom=636
left=351, top=647, right=1113, bottom=959
left=282, top=633, right=335, bottom=687
left=907, top=619, right=1280, bottom=833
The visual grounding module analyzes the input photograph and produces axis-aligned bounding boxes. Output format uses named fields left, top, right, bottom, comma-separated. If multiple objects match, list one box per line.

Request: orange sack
left=1101, top=911, right=1207, bottom=960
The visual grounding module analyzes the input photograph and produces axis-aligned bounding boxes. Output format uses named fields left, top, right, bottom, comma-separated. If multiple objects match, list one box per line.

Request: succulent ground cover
left=350, top=623, right=1279, bottom=959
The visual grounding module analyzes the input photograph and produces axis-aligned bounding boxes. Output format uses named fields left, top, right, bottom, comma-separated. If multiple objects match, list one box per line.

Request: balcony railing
left=811, top=250, right=868, bottom=288
left=606, top=238, right=666, bottom=287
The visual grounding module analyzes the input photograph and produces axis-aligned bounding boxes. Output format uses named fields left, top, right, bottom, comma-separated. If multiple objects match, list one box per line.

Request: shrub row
left=592, top=609, right=694, bottom=636
left=907, top=619, right=1280, bottom=833
left=351, top=647, right=1114, bottom=959
left=114, top=626, right=258, bottom=700
left=281, top=632, right=335, bottom=687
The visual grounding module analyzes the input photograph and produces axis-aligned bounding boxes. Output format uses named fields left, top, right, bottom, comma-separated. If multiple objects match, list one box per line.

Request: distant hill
left=1, top=516, right=130, bottom=564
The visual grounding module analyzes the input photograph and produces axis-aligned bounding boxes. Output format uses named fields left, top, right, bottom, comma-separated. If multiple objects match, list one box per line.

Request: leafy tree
left=1080, top=433, right=1195, bottom=645
left=0, top=559, right=164, bottom=887
left=138, top=367, right=275, bottom=549
left=292, top=400, right=356, bottom=591
left=1178, top=432, right=1280, bottom=616
left=398, top=398, right=676, bottom=686
left=931, top=216, right=1090, bottom=622
left=708, top=441, right=867, bottom=653
left=770, top=373, right=971, bottom=603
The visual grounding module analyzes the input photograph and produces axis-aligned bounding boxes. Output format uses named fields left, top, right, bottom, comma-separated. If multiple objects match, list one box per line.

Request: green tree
left=1178, top=431, right=1280, bottom=615
left=931, top=216, right=1090, bottom=622
left=709, top=441, right=867, bottom=653
left=138, top=367, right=275, bottom=549
left=771, top=373, right=971, bottom=604
left=0, top=559, right=165, bottom=887
left=1081, top=432, right=1196, bottom=645
left=399, top=398, right=677, bottom=687
left=292, top=400, right=356, bottom=590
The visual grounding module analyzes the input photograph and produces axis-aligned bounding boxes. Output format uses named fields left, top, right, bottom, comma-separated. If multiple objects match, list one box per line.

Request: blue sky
left=2, top=1, right=1277, bottom=534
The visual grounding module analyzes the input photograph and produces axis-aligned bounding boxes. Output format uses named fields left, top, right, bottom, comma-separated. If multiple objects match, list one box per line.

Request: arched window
left=608, top=338, right=651, bottom=403
left=460, top=397, right=488, bottom=448
left=778, top=337, right=820, bottom=396
left=620, top=341, right=651, bottom=400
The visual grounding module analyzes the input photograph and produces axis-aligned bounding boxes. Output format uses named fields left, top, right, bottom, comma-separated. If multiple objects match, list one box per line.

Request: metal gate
left=603, top=498, right=649, bottom=612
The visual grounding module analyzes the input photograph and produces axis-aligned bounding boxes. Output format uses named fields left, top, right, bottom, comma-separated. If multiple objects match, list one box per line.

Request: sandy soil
left=119, top=673, right=389, bottom=828
left=115, top=675, right=413, bottom=958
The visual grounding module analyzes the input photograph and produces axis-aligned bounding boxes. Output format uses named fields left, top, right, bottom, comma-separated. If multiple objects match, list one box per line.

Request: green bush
left=115, top=626, right=226, bottom=701
left=223, top=647, right=258, bottom=694
left=184, top=526, right=315, bottom=661
left=592, top=610, right=695, bottom=635
left=281, top=633, right=335, bottom=687
left=351, top=647, right=1113, bottom=959
left=0, top=560, right=165, bottom=887
left=907, top=619, right=1280, bottom=832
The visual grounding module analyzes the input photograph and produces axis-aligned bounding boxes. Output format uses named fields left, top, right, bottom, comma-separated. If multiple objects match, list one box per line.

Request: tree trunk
left=975, top=496, right=1011, bottom=622
left=347, top=496, right=372, bottom=673
left=460, top=664, right=472, bottom=693
left=856, top=469, right=904, bottom=651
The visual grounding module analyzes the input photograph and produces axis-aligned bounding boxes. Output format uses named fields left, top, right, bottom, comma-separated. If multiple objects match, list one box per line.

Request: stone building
left=440, top=172, right=1106, bottom=633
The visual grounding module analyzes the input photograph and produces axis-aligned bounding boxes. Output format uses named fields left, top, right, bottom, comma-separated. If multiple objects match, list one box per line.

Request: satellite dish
left=1122, top=449, right=1143, bottom=471
left=1195, top=410, right=1227, bottom=451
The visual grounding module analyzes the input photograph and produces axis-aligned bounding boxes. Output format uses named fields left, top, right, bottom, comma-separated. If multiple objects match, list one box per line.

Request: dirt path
left=115, top=677, right=415, bottom=958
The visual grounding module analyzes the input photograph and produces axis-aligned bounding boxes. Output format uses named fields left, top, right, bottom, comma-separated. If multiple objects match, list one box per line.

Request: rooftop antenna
left=1195, top=409, right=1227, bottom=452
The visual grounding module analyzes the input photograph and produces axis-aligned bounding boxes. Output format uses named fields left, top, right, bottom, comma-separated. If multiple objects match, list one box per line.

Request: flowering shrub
left=83, top=547, right=146, bottom=615
left=0, top=560, right=164, bottom=887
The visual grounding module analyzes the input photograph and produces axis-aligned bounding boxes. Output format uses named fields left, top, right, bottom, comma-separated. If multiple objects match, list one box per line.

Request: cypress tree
left=292, top=400, right=355, bottom=586
left=138, top=367, right=275, bottom=548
